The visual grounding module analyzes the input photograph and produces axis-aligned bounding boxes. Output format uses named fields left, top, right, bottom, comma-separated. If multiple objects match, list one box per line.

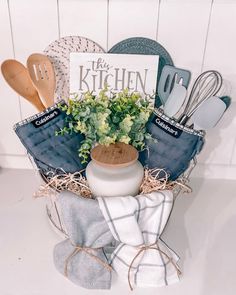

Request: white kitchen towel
left=97, top=191, right=180, bottom=289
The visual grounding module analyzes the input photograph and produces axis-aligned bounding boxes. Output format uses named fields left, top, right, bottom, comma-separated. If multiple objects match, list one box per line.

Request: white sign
left=70, top=53, right=159, bottom=96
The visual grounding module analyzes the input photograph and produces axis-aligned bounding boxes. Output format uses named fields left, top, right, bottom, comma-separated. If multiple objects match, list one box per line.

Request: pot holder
left=13, top=101, right=86, bottom=174
left=98, top=190, right=180, bottom=289
left=139, top=109, right=205, bottom=180
left=54, top=191, right=116, bottom=289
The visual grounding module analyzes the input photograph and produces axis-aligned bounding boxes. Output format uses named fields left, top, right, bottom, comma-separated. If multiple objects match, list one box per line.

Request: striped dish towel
left=98, top=190, right=181, bottom=289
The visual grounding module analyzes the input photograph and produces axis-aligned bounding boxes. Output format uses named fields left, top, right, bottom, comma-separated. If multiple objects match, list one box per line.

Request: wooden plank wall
left=0, top=0, right=235, bottom=179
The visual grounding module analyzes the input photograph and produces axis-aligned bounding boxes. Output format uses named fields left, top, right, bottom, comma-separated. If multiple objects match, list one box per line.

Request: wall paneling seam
left=7, top=0, right=23, bottom=121
left=229, top=137, right=236, bottom=165
left=156, top=0, right=161, bottom=41
left=200, top=0, right=214, bottom=72
left=57, top=0, right=61, bottom=39
left=106, top=0, right=110, bottom=51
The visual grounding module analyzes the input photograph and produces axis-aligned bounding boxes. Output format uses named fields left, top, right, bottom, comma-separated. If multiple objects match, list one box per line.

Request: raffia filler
left=34, top=168, right=191, bottom=199
left=34, top=170, right=93, bottom=199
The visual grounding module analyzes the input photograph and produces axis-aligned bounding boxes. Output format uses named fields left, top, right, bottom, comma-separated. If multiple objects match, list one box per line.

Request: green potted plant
left=57, top=87, right=154, bottom=164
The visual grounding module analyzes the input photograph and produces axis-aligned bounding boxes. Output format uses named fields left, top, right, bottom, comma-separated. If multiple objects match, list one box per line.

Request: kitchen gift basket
left=29, top=105, right=205, bottom=236
left=13, top=98, right=203, bottom=289
left=6, top=36, right=228, bottom=290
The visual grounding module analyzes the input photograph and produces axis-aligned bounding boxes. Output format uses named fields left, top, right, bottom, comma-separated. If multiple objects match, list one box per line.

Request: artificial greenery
left=56, top=87, right=154, bottom=163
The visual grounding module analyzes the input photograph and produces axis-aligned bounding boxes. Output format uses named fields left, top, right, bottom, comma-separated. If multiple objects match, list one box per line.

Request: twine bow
left=128, top=242, right=181, bottom=291
left=64, top=242, right=113, bottom=277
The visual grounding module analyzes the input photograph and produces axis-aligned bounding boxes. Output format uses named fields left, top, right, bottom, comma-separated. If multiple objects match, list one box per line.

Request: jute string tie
left=64, top=242, right=113, bottom=278
left=128, top=242, right=181, bottom=291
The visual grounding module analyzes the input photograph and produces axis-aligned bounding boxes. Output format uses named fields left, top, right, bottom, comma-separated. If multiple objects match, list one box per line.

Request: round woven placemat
left=109, top=37, right=173, bottom=82
left=44, top=36, right=105, bottom=101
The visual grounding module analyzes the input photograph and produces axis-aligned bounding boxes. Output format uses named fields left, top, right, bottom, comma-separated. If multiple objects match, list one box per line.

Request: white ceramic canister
left=86, top=143, right=144, bottom=197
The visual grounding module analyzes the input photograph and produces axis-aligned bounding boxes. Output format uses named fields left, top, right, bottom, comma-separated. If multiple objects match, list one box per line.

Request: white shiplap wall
left=0, top=0, right=236, bottom=179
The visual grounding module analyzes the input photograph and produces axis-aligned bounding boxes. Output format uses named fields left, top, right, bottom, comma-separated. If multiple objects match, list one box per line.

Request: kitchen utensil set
left=1, top=40, right=228, bottom=133
left=1, top=54, right=55, bottom=112
left=159, top=68, right=227, bottom=131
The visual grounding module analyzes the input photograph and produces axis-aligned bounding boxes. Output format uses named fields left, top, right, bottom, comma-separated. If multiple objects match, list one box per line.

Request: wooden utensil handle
left=30, top=98, right=46, bottom=112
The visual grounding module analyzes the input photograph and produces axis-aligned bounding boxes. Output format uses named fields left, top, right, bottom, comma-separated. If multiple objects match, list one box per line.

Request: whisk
left=178, top=70, right=222, bottom=125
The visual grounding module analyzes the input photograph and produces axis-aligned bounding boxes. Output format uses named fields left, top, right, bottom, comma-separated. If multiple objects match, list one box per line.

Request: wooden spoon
left=27, top=53, right=55, bottom=108
left=1, top=59, right=46, bottom=112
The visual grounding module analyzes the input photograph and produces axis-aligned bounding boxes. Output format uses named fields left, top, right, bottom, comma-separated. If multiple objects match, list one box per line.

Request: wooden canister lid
left=91, top=142, right=138, bottom=167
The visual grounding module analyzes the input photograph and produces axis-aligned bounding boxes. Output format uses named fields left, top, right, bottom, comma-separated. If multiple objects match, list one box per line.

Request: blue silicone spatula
left=192, top=96, right=226, bottom=130
left=163, top=82, right=187, bottom=118
left=158, top=65, right=191, bottom=106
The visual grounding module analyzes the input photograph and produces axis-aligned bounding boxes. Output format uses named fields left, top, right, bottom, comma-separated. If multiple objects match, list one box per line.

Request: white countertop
left=0, top=168, right=235, bottom=295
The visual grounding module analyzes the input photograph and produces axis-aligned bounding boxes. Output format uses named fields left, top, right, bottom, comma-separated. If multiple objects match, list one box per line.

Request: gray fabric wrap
left=53, top=191, right=115, bottom=289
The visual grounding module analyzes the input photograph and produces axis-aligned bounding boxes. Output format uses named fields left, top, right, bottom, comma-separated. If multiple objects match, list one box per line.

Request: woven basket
left=33, top=156, right=196, bottom=238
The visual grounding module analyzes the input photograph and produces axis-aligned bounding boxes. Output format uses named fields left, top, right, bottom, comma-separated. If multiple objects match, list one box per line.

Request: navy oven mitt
left=14, top=101, right=86, bottom=174
left=139, top=109, right=205, bottom=180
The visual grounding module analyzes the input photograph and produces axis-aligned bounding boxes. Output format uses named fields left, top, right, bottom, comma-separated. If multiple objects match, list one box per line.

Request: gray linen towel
left=53, top=191, right=115, bottom=289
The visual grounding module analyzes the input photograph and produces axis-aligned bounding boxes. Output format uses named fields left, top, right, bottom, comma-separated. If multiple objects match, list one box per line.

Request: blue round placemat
left=109, top=37, right=174, bottom=106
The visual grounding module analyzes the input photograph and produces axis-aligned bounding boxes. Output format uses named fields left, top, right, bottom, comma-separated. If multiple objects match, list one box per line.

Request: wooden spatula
left=27, top=53, right=55, bottom=108
left=1, top=59, right=46, bottom=112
